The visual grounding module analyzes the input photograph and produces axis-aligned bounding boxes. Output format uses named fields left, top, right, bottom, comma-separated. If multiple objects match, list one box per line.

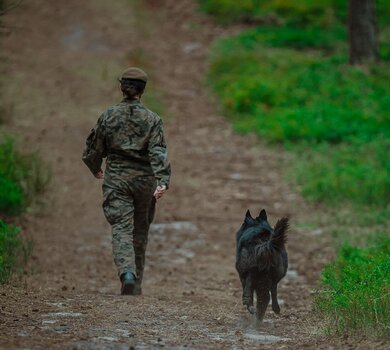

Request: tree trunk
left=348, top=0, right=379, bottom=65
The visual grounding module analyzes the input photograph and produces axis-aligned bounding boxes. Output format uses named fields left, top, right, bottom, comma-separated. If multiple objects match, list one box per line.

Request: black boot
left=120, top=272, right=136, bottom=295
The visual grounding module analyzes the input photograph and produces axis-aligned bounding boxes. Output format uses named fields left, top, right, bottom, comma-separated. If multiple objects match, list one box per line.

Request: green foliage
left=315, top=238, right=390, bottom=337
left=0, top=221, right=31, bottom=284
left=233, top=25, right=346, bottom=51
left=199, top=0, right=390, bottom=26
left=380, top=27, right=390, bottom=61
left=292, top=140, right=390, bottom=207
left=0, top=136, right=51, bottom=215
left=210, top=38, right=389, bottom=142
left=199, top=0, right=344, bottom=25
left=0, top=177, right=23, bottom=214
left=208, top=31, right=390, bottom=206
left=198, top=0, right=263, bottom=24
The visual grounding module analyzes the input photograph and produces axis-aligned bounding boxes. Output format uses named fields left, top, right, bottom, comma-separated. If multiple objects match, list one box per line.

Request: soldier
left=82, top=67, right=171, bottom=295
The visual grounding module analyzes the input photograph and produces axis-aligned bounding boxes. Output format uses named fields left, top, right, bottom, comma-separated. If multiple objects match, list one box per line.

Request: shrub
left=0, top=136, right=50, bottom=215
left=0, top=177, right=23, bottom=214
left=199, top=0, right=345, bottom=25
left=199, top=0, right=390, bottom=26
left=315, top=238, right=390, bottom=337
left=233, top=25, right=346, bottom=51
left=198, top=0, right=263, bottom=24
left=209, top=37, right=390, bottom=144
left=0, top=221, right=31, bottom=284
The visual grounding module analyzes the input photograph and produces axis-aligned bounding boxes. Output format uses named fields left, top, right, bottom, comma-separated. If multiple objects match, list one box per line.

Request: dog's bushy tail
left=271, top=217, right=289, bottom=250
left=254, top=218, right=288, bottom=269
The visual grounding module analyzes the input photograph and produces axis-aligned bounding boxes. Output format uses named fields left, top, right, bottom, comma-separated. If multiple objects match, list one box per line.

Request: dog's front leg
left=271, top=283, right=280, bottom=314
left=256, top=288, right=270, bottom=321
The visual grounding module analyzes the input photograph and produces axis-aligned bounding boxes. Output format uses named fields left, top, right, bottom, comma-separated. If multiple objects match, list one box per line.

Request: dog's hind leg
left=255, top=288, right=270, bottom=321
left=271, top=284, right=280, bottom=314
left=239, top=273, right=246, bottom=289
left=242, top=274, right=255, bottom=314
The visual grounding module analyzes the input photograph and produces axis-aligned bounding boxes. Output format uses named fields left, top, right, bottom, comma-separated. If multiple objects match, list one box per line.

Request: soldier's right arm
left=82, top=113, right=107, bottom=176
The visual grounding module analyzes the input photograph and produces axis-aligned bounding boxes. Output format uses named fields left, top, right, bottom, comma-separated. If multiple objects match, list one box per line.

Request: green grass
left=208, top=34, right=390, bottom=207
left=0, top=136, right=50, bottom=215
left=199, top=0, right=345, bottom=25
left=199, top=0, right=390, bottom=26
left=0, top=221, right=31, bottom=284
left=315, top=237, right=390, bottom=337
left=233, top=25, right=346, bottom=51
left=292, top=140, right=390, bottom=207
left=210, top=41, right=389, bottom=142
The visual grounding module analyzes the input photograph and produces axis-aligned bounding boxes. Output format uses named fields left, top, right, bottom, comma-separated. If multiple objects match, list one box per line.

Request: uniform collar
left=122, top=97, right=141, bottom=104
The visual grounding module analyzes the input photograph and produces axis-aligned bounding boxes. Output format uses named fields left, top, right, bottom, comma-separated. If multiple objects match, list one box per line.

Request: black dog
left=235, top=209, right=289, bottom=320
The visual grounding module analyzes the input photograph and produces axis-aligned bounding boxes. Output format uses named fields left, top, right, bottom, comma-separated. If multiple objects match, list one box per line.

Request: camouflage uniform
left=82, top=97, right=171, bottom=290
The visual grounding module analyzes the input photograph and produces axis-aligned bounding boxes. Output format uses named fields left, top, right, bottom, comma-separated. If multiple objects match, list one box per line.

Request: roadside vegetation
left=0, top=137, right=50, bottom=215
left=0, top=134, right=49, bottom=284
left=0, top=132, right=49, bottom=284
left=315, top=236, right=389, bottom=337
left=0, top=6, right=49, bottom=283
left=0, top=220, right=31, bottom=283
left=0, top=134, right=49, bottom=283
left=200, top=0, right=390, bottom=338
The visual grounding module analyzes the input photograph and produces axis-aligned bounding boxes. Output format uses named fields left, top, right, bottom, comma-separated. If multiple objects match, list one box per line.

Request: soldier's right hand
left=94, top=169, right=104, bottom=179
left=154, top=185, right=166, bottom=200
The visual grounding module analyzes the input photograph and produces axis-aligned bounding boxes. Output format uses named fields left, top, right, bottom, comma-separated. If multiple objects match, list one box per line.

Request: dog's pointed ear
left=257, top=209, right=267, bottom=221
left=245, top=209, right=254, bottom=225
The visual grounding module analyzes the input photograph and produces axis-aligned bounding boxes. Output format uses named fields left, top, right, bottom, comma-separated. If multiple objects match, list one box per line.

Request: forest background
left=0, top=0, right=389, bottom=341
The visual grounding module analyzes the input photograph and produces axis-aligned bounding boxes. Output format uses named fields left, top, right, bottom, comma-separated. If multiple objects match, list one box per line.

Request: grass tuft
left=0, top=136, right=51, bottom=215
left=0, top=221, right=31, bottom=284
left=315, top=237, right=390, bottom=337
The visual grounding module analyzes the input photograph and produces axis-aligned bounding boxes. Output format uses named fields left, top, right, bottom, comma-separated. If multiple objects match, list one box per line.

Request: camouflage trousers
left=102, top=174, right=156, bottom=289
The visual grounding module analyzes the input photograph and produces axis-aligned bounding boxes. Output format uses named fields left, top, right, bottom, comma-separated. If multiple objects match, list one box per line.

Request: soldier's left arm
left=82, top=113, right=107, bottom=177
left=148, top=118, right=171, bottom=189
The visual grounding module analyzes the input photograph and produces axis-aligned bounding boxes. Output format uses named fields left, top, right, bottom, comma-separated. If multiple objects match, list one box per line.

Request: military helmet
left=120, top=67, right=148, bottom=83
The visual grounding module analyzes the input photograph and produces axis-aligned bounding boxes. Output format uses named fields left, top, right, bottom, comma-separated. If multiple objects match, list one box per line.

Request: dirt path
left=0, top=1, right=349, bottom=349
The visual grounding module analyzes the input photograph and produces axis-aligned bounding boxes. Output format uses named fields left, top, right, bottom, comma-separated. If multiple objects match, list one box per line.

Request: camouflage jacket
left=82, top=97, right=171, bottom=188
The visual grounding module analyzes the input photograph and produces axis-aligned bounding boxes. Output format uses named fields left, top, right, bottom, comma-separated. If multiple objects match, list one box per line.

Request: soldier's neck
left=122, top=96, right=141, bottom=103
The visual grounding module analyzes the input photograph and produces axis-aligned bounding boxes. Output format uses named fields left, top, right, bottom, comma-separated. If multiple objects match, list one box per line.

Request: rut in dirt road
left=0, top=0, right=334, bottom=349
